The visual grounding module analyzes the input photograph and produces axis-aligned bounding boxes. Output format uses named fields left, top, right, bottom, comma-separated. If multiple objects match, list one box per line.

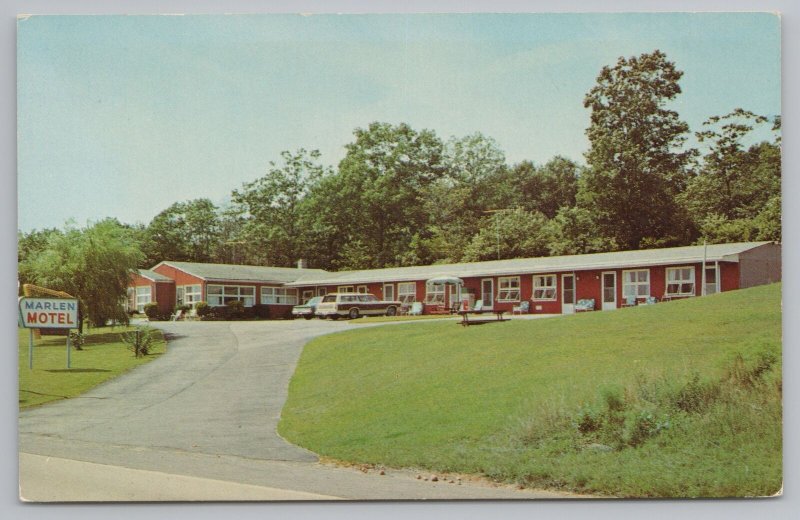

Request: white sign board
left=18, top=297, right=79, bottom=329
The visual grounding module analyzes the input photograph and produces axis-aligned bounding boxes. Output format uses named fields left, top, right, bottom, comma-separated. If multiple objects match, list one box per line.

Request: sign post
left=18, top=297, right=79, bottom=369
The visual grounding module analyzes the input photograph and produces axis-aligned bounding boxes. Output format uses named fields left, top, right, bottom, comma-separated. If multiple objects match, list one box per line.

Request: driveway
left=19, top=318, right=570, bottom=501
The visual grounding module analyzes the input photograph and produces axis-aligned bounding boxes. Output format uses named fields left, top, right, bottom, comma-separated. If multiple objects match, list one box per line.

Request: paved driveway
left=19, top=318, right=571, bottom=501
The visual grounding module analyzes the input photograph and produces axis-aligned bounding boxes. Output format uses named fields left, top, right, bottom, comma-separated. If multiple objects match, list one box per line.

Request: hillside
left=279, top=283, right=782, bottom=497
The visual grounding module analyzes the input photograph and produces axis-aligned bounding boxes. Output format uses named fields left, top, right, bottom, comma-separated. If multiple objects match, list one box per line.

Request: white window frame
left=532, top=275, right=557, bottom=301
left=260, top=286, right=299, bottom=305
left=317, top=287, right=327, bottom=297
left=207, top=284, right=256, bottom=307
left=497, top=276, right=521, bottom=302
left=622, top=269, right=650, bottom=299
left=425, top=283, right=445, bottom=304
left=666, top=266, right=696, bottom=297
left=302, top=290, right=314, bottom=304
left=398, top=282, right=416, bottom=305
left=338, top=285, right=354, bottom=293
left=177, top=284, right=202, bottom=308
left=357, top=285, right=369, bottom=294
left=135, top=286, right=152, bottom=313
left=383, top=283, right=395, bottom=301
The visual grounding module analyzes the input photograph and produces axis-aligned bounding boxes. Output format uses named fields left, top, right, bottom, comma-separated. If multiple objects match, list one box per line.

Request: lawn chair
left=170, top=309, right=184, bottom=321
left=622, top=295, right=636, bottom=307
left=575, top=299, right=595, bottom=312
left=642, top=296, right=658, bottom=305
left=408, top=302, right=424, bottom=316
left=449, top=301, right=461, bottom=315
left=472, top=299, right=484, bottom=312
left=512, top=300, right=530, bottom=315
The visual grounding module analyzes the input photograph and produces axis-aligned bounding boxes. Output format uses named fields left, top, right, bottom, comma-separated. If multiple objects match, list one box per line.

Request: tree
left=680, top=110, right=780, bottom=243
left=318, top=122, right=447, bottom=269
left=18, top=227, right=62, bottom=291
left=579, top=50, right=694, bottom=250
left=22, top=219, right=144, bottom=329
left=513, top=157, right=581, bottom=219
left=231, top=149, right=330, bottom=267
left=462, top=209, right=554, bottom=262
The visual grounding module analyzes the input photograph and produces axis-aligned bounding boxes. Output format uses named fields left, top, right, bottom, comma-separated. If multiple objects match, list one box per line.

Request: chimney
left=297, top=259, right=308, bottom=269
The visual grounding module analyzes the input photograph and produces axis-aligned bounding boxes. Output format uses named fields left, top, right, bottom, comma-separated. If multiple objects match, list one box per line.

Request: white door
left=481, top=278, right=494, bottom=309
left=601, top=271, right=617, bottom=311
left=383, top=283, right=395, bottom=301
left=562, top=274, right=576, bottom=314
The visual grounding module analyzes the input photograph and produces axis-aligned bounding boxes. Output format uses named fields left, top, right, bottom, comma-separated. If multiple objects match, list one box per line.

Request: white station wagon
left=315, top=292, right=402, bottom=320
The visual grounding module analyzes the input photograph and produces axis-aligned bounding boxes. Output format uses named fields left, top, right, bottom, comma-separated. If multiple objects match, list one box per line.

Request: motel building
left=128, top=242, right=781, bottom=318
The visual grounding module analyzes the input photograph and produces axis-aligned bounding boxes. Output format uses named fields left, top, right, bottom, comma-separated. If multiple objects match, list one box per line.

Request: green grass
left=350, top=314, right=460, bottom=324
left=279, top=283, right=782, bottom=497
left=19, top=325, right=166, bottom=409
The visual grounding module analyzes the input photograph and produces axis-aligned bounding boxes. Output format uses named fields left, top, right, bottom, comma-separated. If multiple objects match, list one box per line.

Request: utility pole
left=483, top=209, right=507, bottom=260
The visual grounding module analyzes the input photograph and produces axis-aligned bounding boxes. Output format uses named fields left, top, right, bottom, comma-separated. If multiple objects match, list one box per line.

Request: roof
left=286, top=242, right=776, bottom=287
left=137, top=269, right=174, bottom=283
left=155, top=261, right=329, bottom=284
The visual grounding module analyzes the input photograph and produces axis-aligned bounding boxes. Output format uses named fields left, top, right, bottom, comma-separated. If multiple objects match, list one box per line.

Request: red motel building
left=128, top=242, right=781, bottom=318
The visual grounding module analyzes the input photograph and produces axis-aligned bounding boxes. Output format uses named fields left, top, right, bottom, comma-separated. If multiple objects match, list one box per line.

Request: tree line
left=18, top=50, right=781, bottom=325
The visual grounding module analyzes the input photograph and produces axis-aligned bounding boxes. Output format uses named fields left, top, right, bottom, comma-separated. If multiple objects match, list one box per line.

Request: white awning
left=426, top=276, right=464, bottom=286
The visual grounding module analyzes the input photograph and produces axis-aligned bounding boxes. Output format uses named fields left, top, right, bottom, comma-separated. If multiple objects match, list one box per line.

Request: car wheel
left=303, top=314, right=314, bottom=320
left=386, top=306, right=397, bottom=317
left=330, top=314, right=339, bottom=320
left=349, top=308, right=360, bottom=319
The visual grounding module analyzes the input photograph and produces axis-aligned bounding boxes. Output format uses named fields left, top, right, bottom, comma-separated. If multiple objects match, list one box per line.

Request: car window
left=308, top=297, right=322, bottom=305
left=364, top=294, right=378, bottom=302
left=322, top=295, right=337, bottom=303
left=358, top=295, right=369, bottom=302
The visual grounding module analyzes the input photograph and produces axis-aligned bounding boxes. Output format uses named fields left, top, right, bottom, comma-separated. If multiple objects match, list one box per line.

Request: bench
left=457, top=309, right=508, bottom=326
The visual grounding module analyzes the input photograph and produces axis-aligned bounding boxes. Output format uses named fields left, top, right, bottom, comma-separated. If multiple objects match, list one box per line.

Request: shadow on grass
left=45, top=368, right=111, bottom=373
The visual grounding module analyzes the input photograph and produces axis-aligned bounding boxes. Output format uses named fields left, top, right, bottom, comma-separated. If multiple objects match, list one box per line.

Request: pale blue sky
left=17, top=13, right=780, bottom=232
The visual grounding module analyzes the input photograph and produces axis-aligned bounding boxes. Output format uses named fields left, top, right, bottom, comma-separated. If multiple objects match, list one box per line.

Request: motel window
left=704, top=265, right=719, bottom=295
left=497, top=276, right=521, bottom=302
left=302, top=290, right=314, bottom=304
left=177, top=285, right=202, bottom=307
left=207, top=285, right=256, bottom=307
left=425, top=283, right=445, bottom=305
left=398, top=282, right=416, bottom=305
left=622, top=270, right=650, bottom=299
left=135, top=286, right=152, bottom=313
left=532, top=275, right=557, bottom=301
left=261, top=287, right=299, bottom=305
left=338, top=286, right=354, bottom=293
left=357, top=285, right=369, bottom=294
left=666, top=267, right=695, bottom=297
left=317, top=287, right=327, bottom=297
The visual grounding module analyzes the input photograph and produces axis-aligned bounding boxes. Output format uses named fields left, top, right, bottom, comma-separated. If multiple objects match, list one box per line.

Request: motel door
left=601, top=271, right=617, bottom=311
left=481, top=278, right=494, bottom=309
left=562, top=274, right=575, bottom=314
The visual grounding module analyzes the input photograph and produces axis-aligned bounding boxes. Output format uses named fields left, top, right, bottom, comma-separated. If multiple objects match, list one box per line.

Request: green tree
left=17, top=227, right=62, bottom=291
left=513, top=157, right=581, bottom=218
left=232, top=149, right=330, bottom=267
left=579, top=50, right=694, bottom=250
left=681, top=110, right=780, bottom=242
left=22, top=219, right=144, bottom=329
left=320, top=122, right=447, bottom=269
left=462, top=209, right=553, bottom=262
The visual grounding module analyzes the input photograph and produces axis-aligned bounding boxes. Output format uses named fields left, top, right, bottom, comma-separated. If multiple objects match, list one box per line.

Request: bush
left=143, top=302, right=160, bottom=320
left=195, top=301, right=212, bottom=319
left=69, top=331, right=85, bottom=351
left=226, top=300, right=245, bottom=320
left=120, top=326, right=156, bottom=357
left=253, top=304, right=270, bottom=320
left=174, top=304, right=191, bottom=313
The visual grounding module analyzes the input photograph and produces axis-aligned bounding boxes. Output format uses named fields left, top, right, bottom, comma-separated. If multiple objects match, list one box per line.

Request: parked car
left=291, top=296, right=323, bottom=320
left=315, top=292, right=402, bottom=320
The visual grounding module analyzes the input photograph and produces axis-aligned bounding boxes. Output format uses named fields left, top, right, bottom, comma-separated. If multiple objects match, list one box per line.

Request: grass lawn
left=350, top=314, right=460, bottom=324
left=279, top=283, right=782, bottom=497
left=19, top=325, right=166, bottom=409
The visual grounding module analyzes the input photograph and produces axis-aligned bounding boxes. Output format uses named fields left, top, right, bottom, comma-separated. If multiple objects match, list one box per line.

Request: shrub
left=69, top=331, right=85, bottom=351
left=174, top=304, right=191, bottom=313
left=143, top=302, right=160, bottom=320
left=253, top=304, right=270, bottom=320
left=226, top=300, right=245, bottom=320
left=195, top=301, right=212, bottom=319
left=121, top=327, right=156, bottom=357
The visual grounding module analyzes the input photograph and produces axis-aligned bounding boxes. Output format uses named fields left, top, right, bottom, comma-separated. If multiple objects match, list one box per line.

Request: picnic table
left=457, top=309, right=508, bottom=326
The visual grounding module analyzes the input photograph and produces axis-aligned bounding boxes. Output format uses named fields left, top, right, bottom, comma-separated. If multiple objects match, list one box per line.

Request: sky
left=16, top=12, right=781, bottom=232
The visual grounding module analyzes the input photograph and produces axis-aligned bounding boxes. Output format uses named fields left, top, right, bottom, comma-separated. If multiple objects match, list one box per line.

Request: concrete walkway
left=19, top=317, right=569, bottom=501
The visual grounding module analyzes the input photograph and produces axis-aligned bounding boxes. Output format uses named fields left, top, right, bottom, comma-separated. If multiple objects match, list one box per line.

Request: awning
left=426, top=276, right=464, bottom=286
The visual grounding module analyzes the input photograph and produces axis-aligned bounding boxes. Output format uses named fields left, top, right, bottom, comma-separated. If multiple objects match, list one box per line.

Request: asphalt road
left=19, top=318, right=571, bottom=501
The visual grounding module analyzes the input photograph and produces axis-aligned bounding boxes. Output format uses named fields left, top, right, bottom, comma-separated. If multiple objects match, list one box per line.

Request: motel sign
left=19, top=297, right=79, bottom=329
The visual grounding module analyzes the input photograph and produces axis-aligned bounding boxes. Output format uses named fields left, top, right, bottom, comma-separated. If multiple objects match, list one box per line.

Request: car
left=315, top=292, right=402, bottom=320
left=291, top=296, right=323, bottom=320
